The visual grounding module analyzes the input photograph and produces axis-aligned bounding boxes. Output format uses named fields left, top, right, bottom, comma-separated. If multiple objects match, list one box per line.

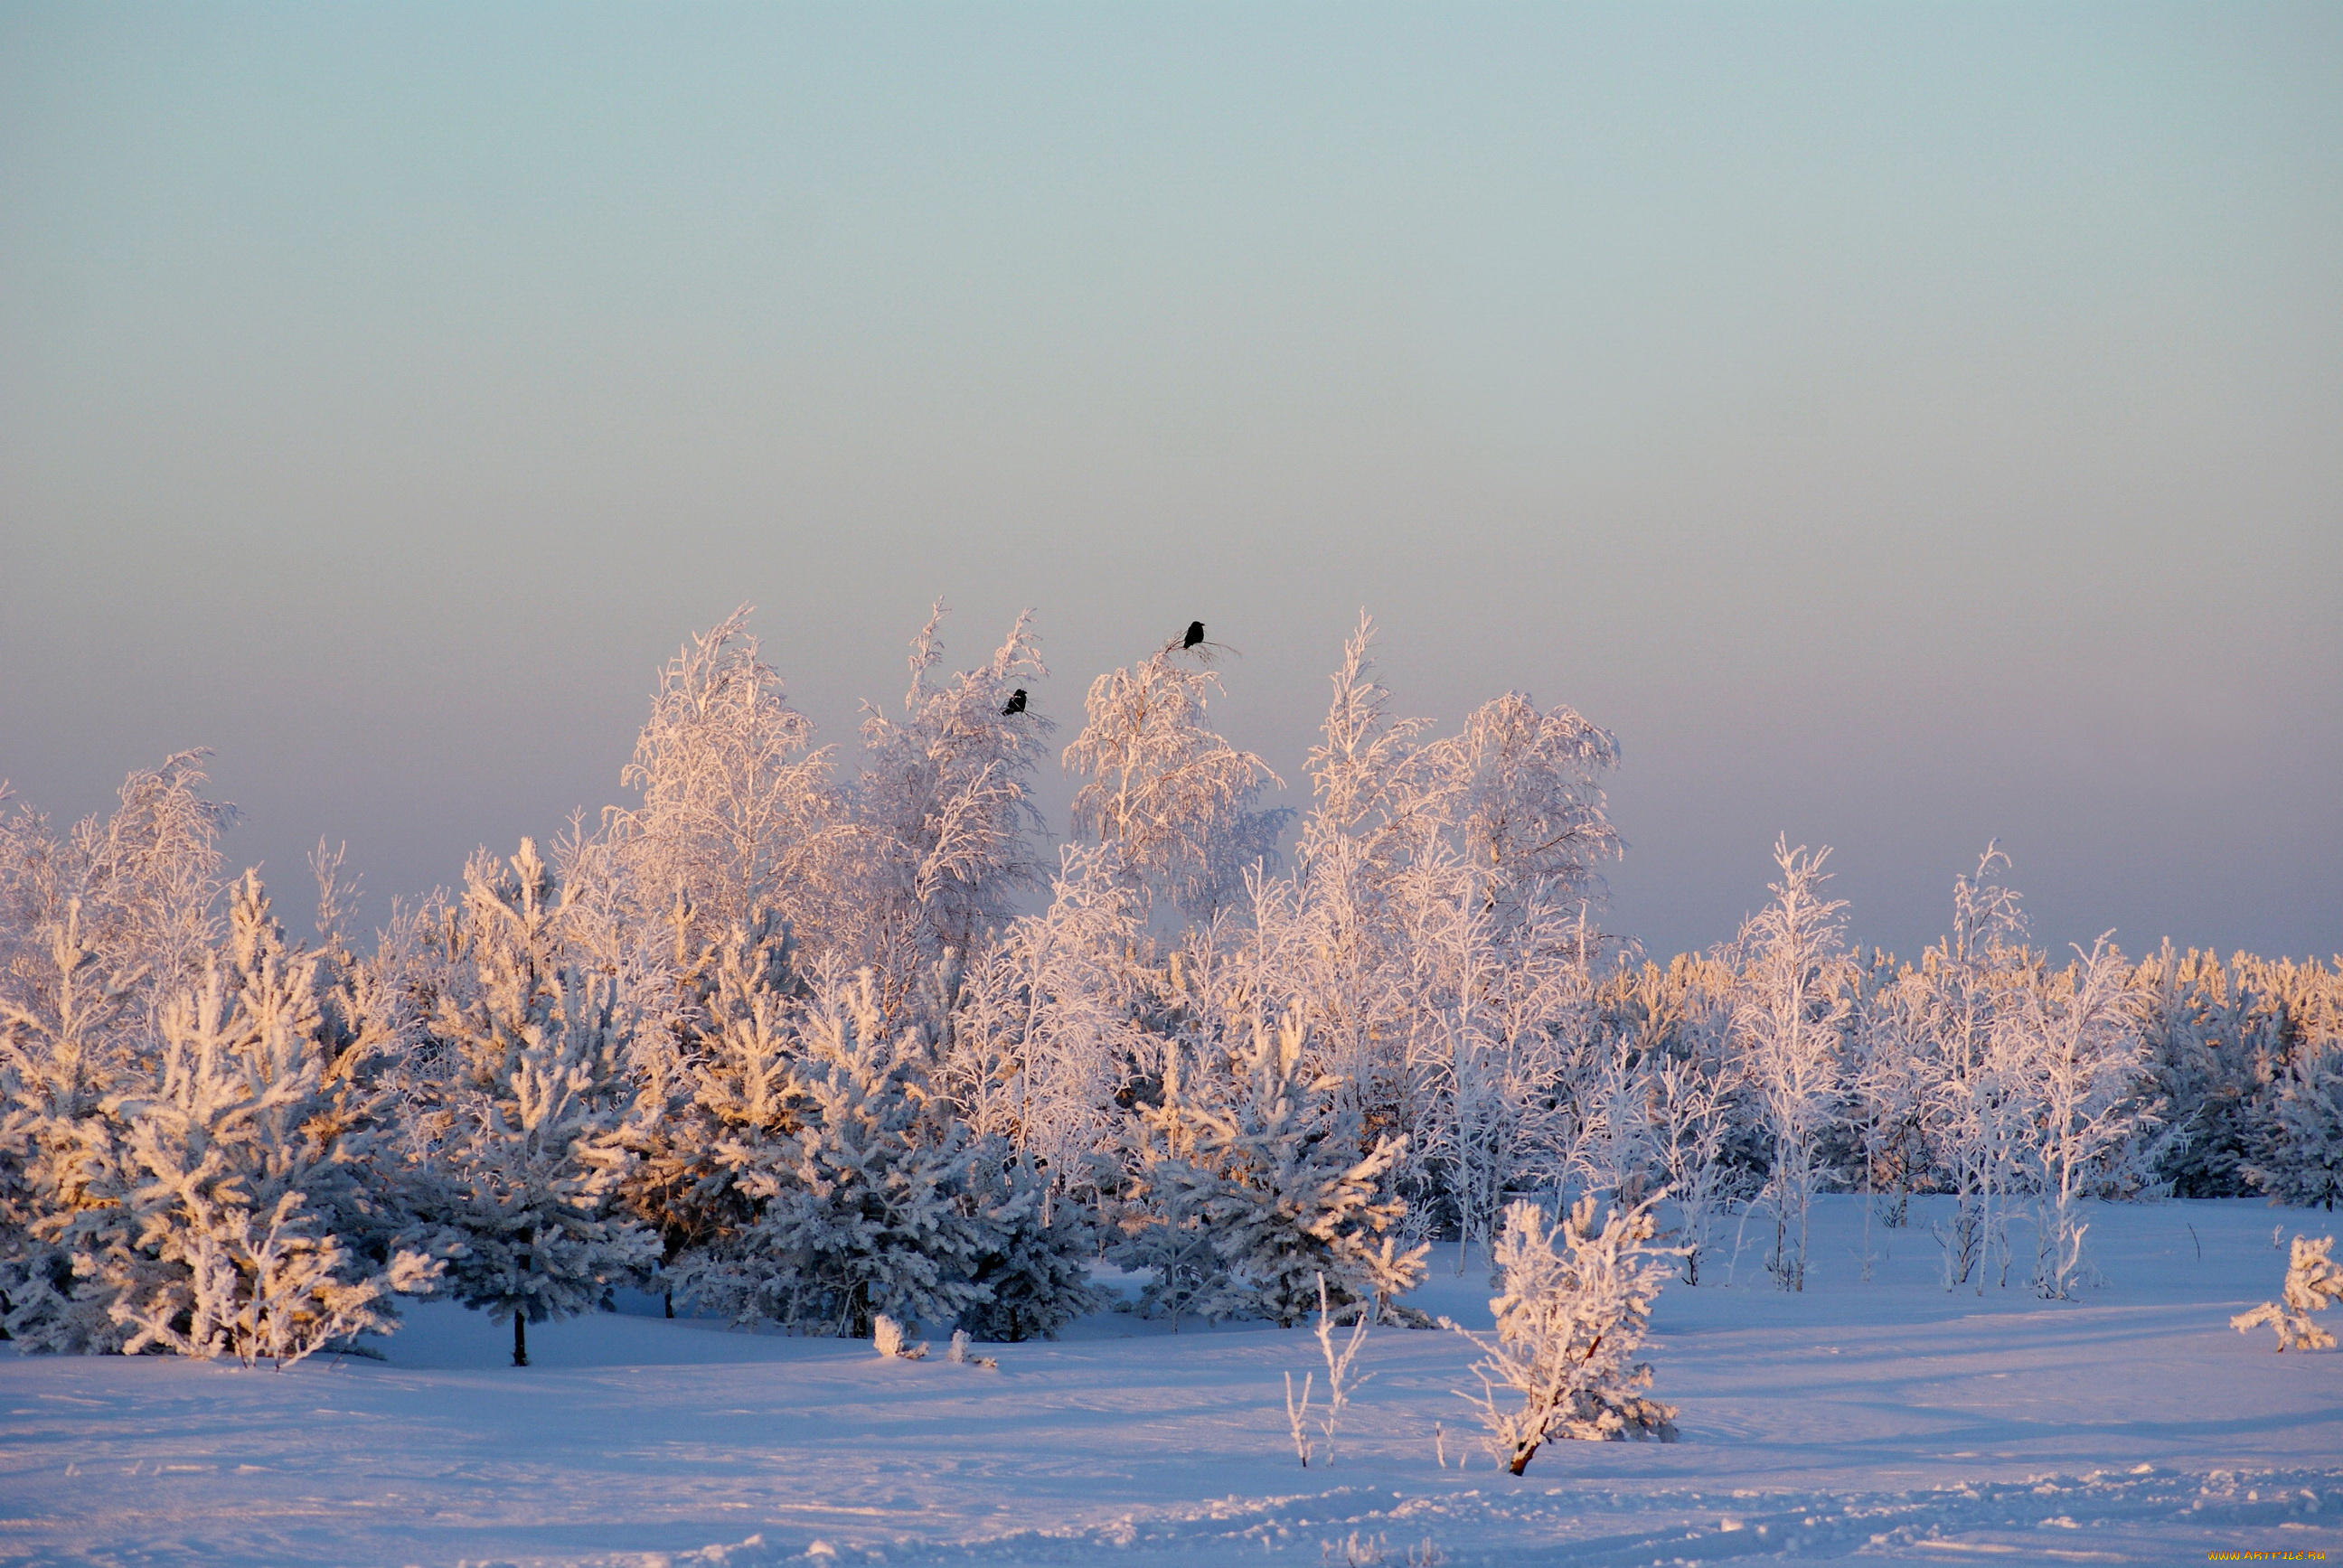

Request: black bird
left=1181, top=621, right=1205, bottom=650
left=1000, top=689, right=1028, bottom=717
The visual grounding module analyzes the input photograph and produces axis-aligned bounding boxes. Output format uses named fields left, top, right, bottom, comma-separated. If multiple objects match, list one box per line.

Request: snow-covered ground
left=4, top=1197, right=2338, bottom=1566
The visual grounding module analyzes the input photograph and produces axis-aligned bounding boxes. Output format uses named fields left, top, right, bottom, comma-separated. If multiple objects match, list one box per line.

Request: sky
left=2, top=1, right=2338, bottom=964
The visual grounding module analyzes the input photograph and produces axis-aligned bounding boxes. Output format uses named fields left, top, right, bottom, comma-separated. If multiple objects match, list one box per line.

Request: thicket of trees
left=3, top=605, right=2338, bottom=1364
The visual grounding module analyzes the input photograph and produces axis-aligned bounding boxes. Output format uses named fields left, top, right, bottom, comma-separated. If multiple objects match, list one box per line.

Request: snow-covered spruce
left=4, top=875, right=436, bottom=1364
left=2233, top=1233, right=2343, bottom=1351
left=409, top=841, right=656, bottom=1366
left=955, top=1148, right=1107, bottom=1342
left=1139, top=1009, right=1426, bottom=1327
left=672, top=968, right=991, bottom=1338
left=1456, top=1193, right=1683, bottom=1475
left=2245, top=1042, right=2343, bottom=1212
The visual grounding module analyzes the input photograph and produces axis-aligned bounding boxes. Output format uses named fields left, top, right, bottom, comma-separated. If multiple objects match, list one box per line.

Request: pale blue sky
left=3, top=2, right=2338, bottom=961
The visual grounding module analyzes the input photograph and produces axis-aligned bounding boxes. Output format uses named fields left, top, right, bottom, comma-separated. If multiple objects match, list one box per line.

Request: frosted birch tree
left=849, top=604, right=1053, bottom=1005
left=945, top=843, right=1144, bottom=1185
left=1063, top=642, right=1291, bottom=923
left=1999, top=936, right=2151, bottom=1299
left=610, top=608, right=843, bottom=957
left=1916, top=848, right=2033, bottom=1291
left=1642, top=1043, right=1741, bottom=1283
left=1731, top=838, right=1851, bottom=1292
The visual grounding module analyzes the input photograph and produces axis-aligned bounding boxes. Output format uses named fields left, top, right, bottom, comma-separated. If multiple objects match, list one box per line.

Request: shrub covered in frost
left=1457, top=1193, right=1682, bottom=1474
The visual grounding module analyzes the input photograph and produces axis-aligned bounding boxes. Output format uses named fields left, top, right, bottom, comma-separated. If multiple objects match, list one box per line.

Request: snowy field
left=3, top=1197, right=2338, bottom=1568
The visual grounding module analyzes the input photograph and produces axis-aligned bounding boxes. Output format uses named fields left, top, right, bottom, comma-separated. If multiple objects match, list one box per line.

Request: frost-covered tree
left=1063, top=641, right=1290, bottom=923
left=411, top=842, right=655, bottom=1366
left=2244, top=1043, right=2343, bottom=1211
left=1915, top=847, right=2032, bottom=1290
left=672, top=969, right=992, bottom=1337
left=1397, top=852, right=1587, bottom=1270
left=955, top=1147, right=1106, bottom=1341
left=2233, top=1234, right=2343, bottom=1351
left=848, top=604, right=1053, bottom=1001
left=2134, top=944, right=2320, bottom=1201
left=1456, top=1193, right=1682, bottom=1475
left=1406, top=690, right=1621, bottom=937
left=1730, top=839, right=1851, bottom=1292
left=1849, top=964, right=1934, bottom=1230
left=1111, top=1040, right=1228, bottom=1329
left=0, top=754, right=237, bottom=1047
left=617, top=910, right=802, bottom=1311
left=1144, top=1009, right=1425, bottom=1326
left=5, top=877, right=434, bottom=1364
left=1642, top=1044, right=1741, bottom=1284
left=0, top=904, right=143, bottom=1349
left=945, top=843, right=1145, bottom=1185
left=2000, top=936, right=2150, bottom=1299
left=610, top=608, right=843, bottom=957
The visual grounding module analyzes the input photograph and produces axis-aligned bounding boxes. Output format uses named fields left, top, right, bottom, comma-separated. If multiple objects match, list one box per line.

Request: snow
left=4, top=1196, right=2338, bottom=1566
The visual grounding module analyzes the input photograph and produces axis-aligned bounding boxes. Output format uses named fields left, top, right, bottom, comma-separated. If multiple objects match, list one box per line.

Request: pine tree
left=1164, top=1009, right=1426, bottom=1326
left=955, top=1147, right=1106, bottom=1342
left=2243, top=1043, right=2343, bottom=1211
left=673, top=969, right=991, bottom=1337
left=7, top=877, right=435, bottom=1364
left=412, top=842, right=655, bottom=1366
left=1, top=906, right=151, bottom=1351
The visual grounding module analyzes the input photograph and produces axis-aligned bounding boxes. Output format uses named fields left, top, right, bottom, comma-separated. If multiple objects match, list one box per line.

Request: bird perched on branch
left=1000, top=688, right=1028, bottom=717
left=1169, top=620, right=1238, bottom=662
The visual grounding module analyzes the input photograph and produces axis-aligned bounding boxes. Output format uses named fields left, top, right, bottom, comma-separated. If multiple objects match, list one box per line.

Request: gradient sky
left=3, top=2, right=2338, bottom=963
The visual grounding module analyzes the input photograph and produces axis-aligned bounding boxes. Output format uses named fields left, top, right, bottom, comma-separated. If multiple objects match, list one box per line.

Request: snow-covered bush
left=1456, top=1193, right=1682, bottom=1475
left=2233, top=1235, right=2343, bottom=1351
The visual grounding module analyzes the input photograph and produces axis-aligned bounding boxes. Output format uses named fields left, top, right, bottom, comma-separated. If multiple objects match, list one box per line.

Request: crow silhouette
left=1182, top=621, right=1205, bottom=650
left=1000, top=688, right=1028, bottom=717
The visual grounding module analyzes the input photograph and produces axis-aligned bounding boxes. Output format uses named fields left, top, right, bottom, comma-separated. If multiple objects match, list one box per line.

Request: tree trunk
left=1509, top=1442, right=1537, bottom=1476
left=664, top=1290, right=674, bottom=1319
left=513, top=1312, right=529, bottom=1367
